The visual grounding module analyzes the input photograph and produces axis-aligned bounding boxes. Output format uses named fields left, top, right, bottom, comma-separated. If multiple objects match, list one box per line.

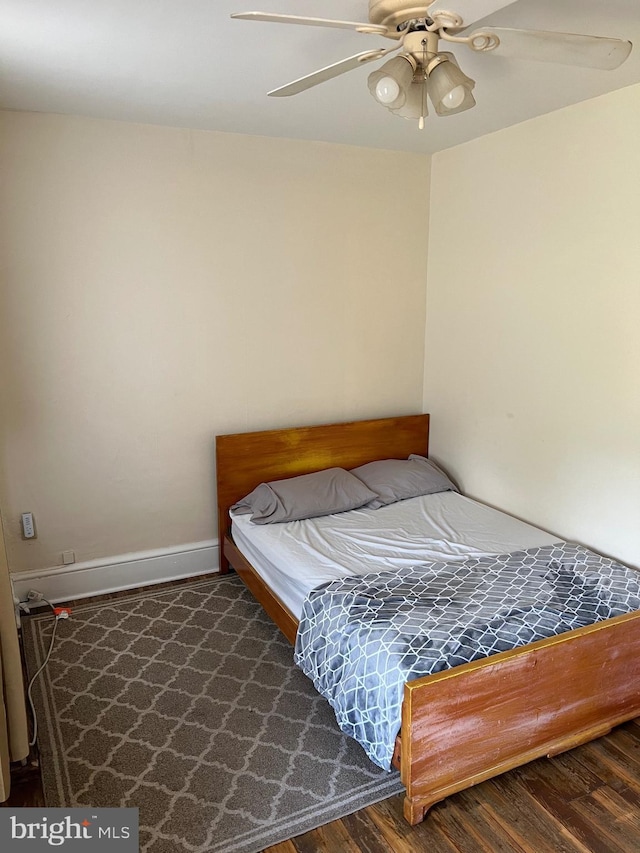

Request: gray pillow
left=350, top=455, right=459, bottom=509
left=230, top=467, right=379, bottom=525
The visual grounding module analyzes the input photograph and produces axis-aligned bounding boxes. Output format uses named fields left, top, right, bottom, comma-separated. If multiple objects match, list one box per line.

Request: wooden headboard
left=215, top=413, right=430, bottom=570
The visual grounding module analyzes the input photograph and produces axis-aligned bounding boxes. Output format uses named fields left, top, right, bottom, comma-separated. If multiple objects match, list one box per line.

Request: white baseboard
left=11, top=540, right=219, bottom=605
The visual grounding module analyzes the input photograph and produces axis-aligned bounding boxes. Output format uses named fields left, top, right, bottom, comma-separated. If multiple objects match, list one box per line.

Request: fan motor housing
left=369, top=1, right=435, bottom=29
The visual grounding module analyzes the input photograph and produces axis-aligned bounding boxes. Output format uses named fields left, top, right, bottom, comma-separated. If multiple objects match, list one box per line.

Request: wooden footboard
left=398, top=609, right=640, bottom=824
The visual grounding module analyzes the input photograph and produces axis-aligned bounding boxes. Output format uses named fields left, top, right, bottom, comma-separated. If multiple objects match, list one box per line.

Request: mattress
left=230, top=491, right=561, bottom=619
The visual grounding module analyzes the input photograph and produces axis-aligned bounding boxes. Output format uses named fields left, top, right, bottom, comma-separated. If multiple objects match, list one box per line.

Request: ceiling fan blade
left=429, top=0, right=519, bottom=29
left=268, top=49, right=395, bottom=97
left=231, top=12, right=389, bottom=35
left=475, top=27, right=633, bottom=70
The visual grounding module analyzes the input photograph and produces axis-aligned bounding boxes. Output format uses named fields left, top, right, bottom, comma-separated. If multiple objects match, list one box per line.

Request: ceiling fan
left=231, top=1, right=633, bottom=128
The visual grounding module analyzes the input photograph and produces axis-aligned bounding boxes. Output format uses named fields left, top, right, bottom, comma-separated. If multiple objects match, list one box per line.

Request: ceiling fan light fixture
left=427, top=52, right=476, bottom=116
left=233, top=6, right=635, bottom=131
left=367, top=54, right=416, bottom=110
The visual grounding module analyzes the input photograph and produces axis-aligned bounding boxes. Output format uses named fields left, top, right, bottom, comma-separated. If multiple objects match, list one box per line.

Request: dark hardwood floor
left=5, top=578, right=640, bottom=852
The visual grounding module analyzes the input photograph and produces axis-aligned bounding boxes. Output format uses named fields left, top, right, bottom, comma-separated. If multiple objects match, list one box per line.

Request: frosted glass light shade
left=427, top=52, right=476, bottom=116
left=390, top=78, right=428, bottom=121
left=368, top=55, right=416, bottom=110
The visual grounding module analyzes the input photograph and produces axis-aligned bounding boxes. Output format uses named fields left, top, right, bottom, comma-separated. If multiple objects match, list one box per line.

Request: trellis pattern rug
left=22, top=576, right=402, bottom=853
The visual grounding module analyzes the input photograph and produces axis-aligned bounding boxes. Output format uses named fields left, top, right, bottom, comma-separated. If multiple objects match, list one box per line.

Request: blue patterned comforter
left=294, top=543, right=640, bottom=770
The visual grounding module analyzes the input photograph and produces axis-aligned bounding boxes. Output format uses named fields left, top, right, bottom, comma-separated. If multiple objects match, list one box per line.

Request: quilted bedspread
left=294, top=543, right=640, bottom=770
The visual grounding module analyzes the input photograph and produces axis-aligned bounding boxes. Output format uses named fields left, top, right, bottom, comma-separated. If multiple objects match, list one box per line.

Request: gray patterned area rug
left=22, top=575, right=402, bottom=853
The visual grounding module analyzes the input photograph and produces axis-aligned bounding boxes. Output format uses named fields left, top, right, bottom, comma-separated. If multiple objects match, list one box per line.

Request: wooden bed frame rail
left=223, top=534, right=298, bottom=644
left=215, top=413, right=640, bottom=826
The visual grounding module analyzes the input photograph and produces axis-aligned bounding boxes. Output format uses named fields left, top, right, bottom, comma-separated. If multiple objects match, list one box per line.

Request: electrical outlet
left=21, top=512, right=37, bottom=539
left=27, top=589, right=44, bottom=602
left=62, top=550, right=75, bottom=565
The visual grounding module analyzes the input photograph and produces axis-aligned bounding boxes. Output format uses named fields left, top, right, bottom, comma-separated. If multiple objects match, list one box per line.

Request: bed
left=215, top=413, right=640, bottom=825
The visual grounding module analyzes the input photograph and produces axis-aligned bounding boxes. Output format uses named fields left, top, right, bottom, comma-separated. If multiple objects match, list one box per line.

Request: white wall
left=0, top=111, right=431, bottom=573
left=425, top=83, right=640, bottom=569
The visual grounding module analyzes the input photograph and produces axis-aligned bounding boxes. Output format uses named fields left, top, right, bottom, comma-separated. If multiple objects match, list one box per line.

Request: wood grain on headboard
left=215, top=413, right=430, bottom=572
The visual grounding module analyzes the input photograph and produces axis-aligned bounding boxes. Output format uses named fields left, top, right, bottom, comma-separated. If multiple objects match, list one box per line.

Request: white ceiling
left=0, top=0, right=638, bottom=153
